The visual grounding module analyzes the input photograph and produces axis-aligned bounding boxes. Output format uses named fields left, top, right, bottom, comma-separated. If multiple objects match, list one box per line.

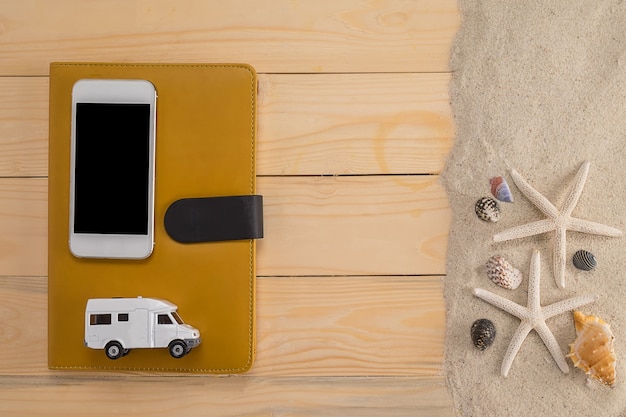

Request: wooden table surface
left=0, top=1, right=459, bottom=415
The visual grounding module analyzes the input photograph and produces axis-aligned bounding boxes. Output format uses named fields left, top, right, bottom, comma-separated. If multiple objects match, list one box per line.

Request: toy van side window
left=157, top=314, right=172, bottom=324
left=118, top=313, right=129, bottom=322
left=90, top=314, right=111, bottom=325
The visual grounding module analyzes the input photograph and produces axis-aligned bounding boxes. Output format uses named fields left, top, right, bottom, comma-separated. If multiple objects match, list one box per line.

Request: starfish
left=493, top=161, right=622, bottom=289
left=473, top=250, right=597, bottom=377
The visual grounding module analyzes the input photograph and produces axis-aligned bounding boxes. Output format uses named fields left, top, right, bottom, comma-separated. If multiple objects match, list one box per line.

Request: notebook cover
left=48, top=63, right=257, bottom=372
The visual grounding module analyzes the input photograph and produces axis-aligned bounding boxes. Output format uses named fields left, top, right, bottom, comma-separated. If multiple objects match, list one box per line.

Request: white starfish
left=473, top=250, right=597, bottom=377
left=494, top=161, right=622, bottom=289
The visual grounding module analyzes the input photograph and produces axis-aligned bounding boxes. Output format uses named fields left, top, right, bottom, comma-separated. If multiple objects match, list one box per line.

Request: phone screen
left=74, top=103, right=150, bottom=235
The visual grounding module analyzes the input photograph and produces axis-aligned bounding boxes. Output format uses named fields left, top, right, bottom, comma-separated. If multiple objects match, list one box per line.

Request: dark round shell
left=471, top=318, right=496, bottom=351
left=573, top=250, right=597, bottom=271
left=474, top=197, right=500, bottom=222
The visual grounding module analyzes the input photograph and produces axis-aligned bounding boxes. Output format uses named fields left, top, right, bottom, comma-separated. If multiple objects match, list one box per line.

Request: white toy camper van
left=85, top=297, right=201, bottom=359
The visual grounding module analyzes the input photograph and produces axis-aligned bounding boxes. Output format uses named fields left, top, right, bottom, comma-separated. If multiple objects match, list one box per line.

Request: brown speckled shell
left=567, top=311, right=616, bottom=387
left=485, top=255, right=523, bottom=290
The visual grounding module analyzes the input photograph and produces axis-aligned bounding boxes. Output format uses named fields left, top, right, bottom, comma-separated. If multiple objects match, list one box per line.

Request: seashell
left=489, top=176, right=514, bottom=203
left=485, top=255, right=523, bottom=290
left=475, top=197, right=501, bottom=222
left=471, top=318, right=496, bottom=351
left=573, top=250, right=597, bottom=271
left=567, top=311, right=616, bottom=387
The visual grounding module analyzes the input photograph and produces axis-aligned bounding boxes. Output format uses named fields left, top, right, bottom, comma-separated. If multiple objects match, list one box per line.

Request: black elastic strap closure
left=164, top=195, right=263, bottom=243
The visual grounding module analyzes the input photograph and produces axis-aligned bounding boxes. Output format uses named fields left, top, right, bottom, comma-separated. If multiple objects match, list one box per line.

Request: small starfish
left=473, top=250, right=597, bottom=377
left=494, top=161, right=622, bottom=288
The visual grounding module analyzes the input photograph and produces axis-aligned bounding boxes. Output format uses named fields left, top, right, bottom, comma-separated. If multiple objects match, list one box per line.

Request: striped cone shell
left=572, top=250, right=597, bottom=271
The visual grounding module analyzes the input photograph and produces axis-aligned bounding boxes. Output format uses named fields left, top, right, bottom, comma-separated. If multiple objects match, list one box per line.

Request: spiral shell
left=475, top=197, right=500, bottom=222
left=567, top=311, right=616, bottom=387
left=489, top=176, right=514, bottom=203
left=486, top=255, right=523, bottom=290
left=572, top=250, right=597, bottom=271
left=471, top=319, right=496, bottom=351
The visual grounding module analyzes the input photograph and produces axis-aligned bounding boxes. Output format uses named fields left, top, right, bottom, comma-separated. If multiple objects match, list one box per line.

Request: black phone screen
left=74, top=103, right=151, bottom=235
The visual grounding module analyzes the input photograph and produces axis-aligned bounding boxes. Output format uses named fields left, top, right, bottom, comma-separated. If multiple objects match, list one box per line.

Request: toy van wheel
left=169, top=340, right=187, bottom=358
left=105, top=341, right=124, bottom=360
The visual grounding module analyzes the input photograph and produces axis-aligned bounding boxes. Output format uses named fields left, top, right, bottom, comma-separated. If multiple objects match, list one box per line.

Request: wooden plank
left=0, top=375, right=454, bottom=417
left=0, top=179, right=47, bottom=277
left=0, top=176, right=449, bottom=277
left=0, top=277, right=46, bottom=373
left=253, top=276, right=446, bottom=377
left=0, top=275, right=445, bottom=377
left=258, top=73, right=453, bottom=175
left=0, top=0, right=460, bottom=76
left=258, top=175, right=449, bottom=276
left=0, top=77, right=48, bottom=177
left=0, top=74, right=453, bottom=177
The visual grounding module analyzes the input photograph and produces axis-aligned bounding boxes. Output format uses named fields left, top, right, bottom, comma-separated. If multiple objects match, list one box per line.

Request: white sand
left=442, top=1, right=626, bottom=415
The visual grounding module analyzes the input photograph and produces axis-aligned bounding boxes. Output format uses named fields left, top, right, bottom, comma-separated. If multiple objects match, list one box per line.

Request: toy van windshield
left=84, top=297, right=201, bottom=360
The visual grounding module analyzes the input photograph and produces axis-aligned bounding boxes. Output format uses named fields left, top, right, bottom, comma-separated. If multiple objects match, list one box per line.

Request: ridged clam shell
left=471, top=319, right=496, bottom=351
left=475, top=197, right=500, bottom=222
left=567, top=311, right=616, bottom=387
left=485, top=255, right=523, bottom=290
left=489, top=176, right=514, bottom=203
left=573, top=250, right=597, bottom=271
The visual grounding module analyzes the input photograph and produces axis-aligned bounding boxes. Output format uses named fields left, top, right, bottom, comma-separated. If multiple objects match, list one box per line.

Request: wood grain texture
left=0, top=179, right=47, bottom=277
left=0, top=375, right=454, bottom=417
left=253, top=276, right=446, bottom=376
left=0, top=78, right=48, bottom=177
left=258, top=175, right=449, bottom=276
left=258, top=73, right=453, bottom=175
left=0, top=0, right=460, bottom=75
left=0, top=176, right=449, bottom=277
left=0, top=275, right=445, bottom=377
left=0, top=0, right=459, bottom=413
left=0, top=74, right=452, bottom=177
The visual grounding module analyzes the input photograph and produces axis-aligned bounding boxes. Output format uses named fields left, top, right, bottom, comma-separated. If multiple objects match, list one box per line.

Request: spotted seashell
left=485, top=255, right=523, bottom=290
left=471, top=319, right=496, bottom=351
left=489, top=176, right=514, bottom=203
left=567, top=311, right=616, bottom=387
left=475, top=197, right=500, bottom=222
left=573, top=250, right=597, bottom=271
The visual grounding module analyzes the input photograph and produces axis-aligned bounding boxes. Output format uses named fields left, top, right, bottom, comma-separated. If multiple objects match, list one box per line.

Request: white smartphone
left=69, top=79, right=157, bottom=259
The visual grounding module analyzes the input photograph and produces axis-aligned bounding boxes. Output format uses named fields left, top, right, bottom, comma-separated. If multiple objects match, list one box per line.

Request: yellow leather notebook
left=48, top=63, right=258, bottom=372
